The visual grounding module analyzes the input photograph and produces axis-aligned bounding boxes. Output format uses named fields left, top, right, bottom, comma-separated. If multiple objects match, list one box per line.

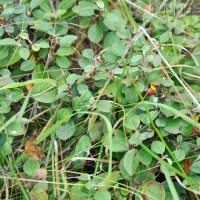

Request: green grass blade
left=162, top=164, right=180, bottom=200
left=0, top=79, right=57, bottom=91
left=2, top=153, right=30, bottom=200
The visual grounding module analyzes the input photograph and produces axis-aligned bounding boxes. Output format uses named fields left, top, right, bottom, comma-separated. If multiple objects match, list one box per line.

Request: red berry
left=147, top=88, right=154, bottom=95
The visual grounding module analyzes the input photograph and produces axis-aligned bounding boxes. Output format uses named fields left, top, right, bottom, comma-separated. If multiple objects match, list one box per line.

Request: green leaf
left=75, top=135, right=91, bottom=156
left=55, top=9, right=67, bottom=17
left=174, top=149, right=185, bottom=161
left=19, top=32, right=29, bottom=40
left=131, top=54, right=142, bottom=64
left=0, top=47, right=9, bottom=61
left=59, top=35, right=77, bottom=46
left=128, top=131, right=141, bottom=145
left=55, top=56, right=72, bottom=68
left=79, top=58, right=93, bottom=68
left=33, top=89, right=57, bottom=103
left=94, top=190, right=111, bottom=200
left=6, top=121, right=26, bottom=136
left=111, top=43, right=126, bottom=57
left=123, top=149, right=139, bottom=176
left=32, top=64, right=48, bottom=79
left=88, top=121, right=103, bottom=142
left=124, top=86, right=138, bottom=104
left=56, top=119, right=75, bottom=140
left=36, top=41, right=49, bottom=48
left=73, top=136, right=91, bottom=170
left=163, top=118, right=182, bottom=134
left=2, top=7, right=15, bottom=16
left=151, top=141, right=165, bottom=154
left=71, top=182, right=92, bottom=200
left=20, top=60, right=36, bottom=71
left=88, top=24, right=103, bottom=43
left=72, top=1, right=98, bottom=16
left=67, top=74, right=80, bottom=85
left=56, top=108, right=72, bottom=121
left=0, top=133, right=7, bottom=150
left=160, top=31, right=172, bottom=43
left=31, top=22, right=54, bottom=35
left=103, top=12, right=126, bottom=31
left=0, top=38, right=18, bottom=46
left=181, top=122, right=193, bottom=136
left=72, top=91, right=93, bottom=112
left=141, top=132, right=154, bottom=140
left=0, top=1, right=13, bottom=5
left=58, top=0, right=75, bottom=10
left=82, top=49, right=94, bottom=59
left=19, top=48, right=30, bottom=60
left=125, top=114, right=140, bottom=131
left=5, top=26, right=14, bottom=33
left=84, top=64, right=95, bottom=72
left=142, top=181, right=165, bottom=200
left=140, top=149, right=153, bottom=166
left=56, top=47, right=74, bottom=56
left=110, top=130, right=128, bottom=152
left=116, top=28, right=131, bottom=39
left=30, top=0, right=44, bottom=10
left=5, top=88, right=24, bottom=102
left=32, top=83, right=57, bottom=103
left=96, top=101, right=112, bottom=113
left=119, top=158, right=132, bottom=181
left=155, top=118, right=166, bottom=127
left=140, top=111, right=158, bottom=125
left=13, top=4, right=26, bottom=14
left=191, top=161, right=200, bottom=173
left=92, top=172, right=120, bottom=188
left=0, top=27, right=4, bottom=36
left=1, top=137, right=13, bottom=155
left=23, top=160, right=40, bottom=176
left=32, top=44, right=41, bottom=51
left=197, top=138, right=200, bottom=146
left=54, top=23, right=68, bottom=36
left=0, top=98, right=10, bottom=113
left=96, top=1, right=104, bottom=9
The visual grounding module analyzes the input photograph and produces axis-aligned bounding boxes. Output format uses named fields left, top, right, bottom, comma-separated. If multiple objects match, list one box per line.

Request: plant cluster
left=0, top=0, right=200, bottom=199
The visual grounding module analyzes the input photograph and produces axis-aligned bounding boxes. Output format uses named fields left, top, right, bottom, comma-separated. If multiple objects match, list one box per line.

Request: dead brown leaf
left=34, top=168, right=47, bottom=181
left=184, top=158, right=192, bottom=174
left=143, top=4, right=153, bottom=14
left=24, top=138, right=45, bottom=160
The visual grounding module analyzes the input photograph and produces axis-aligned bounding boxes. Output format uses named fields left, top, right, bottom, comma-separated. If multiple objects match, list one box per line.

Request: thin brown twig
left=175, top=175, right=200, bottom=195
left=49, top=0, right=55, bottom=13
left=26, top=105, right=57, bottom=123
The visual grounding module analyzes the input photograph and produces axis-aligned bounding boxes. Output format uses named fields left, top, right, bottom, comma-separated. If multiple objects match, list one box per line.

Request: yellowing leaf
left=150, top=84, right=156, bottom=92
left=29, top=54, right=35, bottom=61
left=193, top=114, right=200, bottom=122
left=142, top=181, right=165, bottom=200
left=30, top=188, right=48, bottom=200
